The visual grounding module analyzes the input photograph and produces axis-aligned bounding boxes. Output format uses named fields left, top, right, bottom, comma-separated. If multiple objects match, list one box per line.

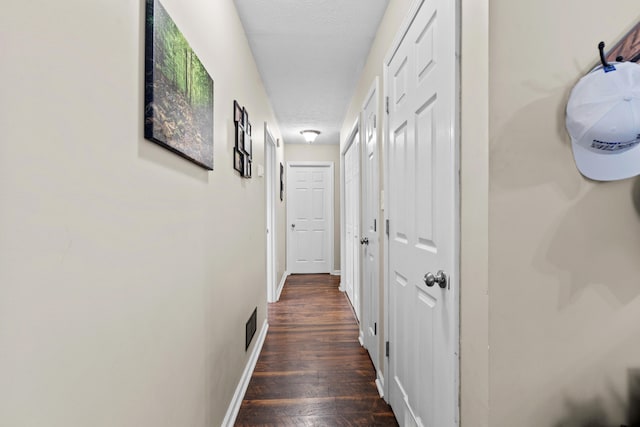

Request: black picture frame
left=233, top=100, right=243, bottom=123
left=144, top=0, right=214, bottom=170
left=244, top=135, right=252, bottom=159
left=280, top=162, right=284, bottom=201
left=233, top=101, right=253, bottom=178
left=234, top=148, right=244, bottom=175
left=244, top=157, right=252, bottom=178
left=236, top=125, right=245, bottom=152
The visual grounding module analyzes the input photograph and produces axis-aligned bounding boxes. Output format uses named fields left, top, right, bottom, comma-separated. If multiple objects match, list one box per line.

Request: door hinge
left=385, top=219, right=389, bottom=236
left=374, top=322, right=377, bottom=335
left=385, top=97, right=389, bottom=114
left=373, top=219, right=376, bottom=232
left=386, top=341, right=390, bottom=357
left=373, top=115, right=377, bottom=129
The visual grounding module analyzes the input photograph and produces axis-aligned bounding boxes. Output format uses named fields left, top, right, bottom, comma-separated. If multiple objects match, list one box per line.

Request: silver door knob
left=423, top=270, right=447, bottom=289
left=360, top=237, right=369, bottom=245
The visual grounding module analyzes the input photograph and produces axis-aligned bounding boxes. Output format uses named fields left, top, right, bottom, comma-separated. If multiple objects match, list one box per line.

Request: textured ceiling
left=234, top=0, right=389, bottom=144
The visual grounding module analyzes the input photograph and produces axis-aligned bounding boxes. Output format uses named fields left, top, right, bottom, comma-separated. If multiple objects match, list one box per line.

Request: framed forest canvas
left=144, top=0, right=214, bottom=170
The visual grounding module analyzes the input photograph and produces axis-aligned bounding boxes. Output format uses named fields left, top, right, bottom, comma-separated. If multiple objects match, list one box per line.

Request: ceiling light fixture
left=300, top=130, right=321, bottom=143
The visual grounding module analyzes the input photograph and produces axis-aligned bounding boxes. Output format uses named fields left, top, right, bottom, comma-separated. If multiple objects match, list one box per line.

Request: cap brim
left=571, top=138, right=640, bottom=181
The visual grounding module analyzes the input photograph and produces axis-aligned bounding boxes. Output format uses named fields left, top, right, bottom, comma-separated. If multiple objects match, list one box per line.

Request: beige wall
left=459, top=0, right=490, bottom=424
left=0, top=0, right=283, bottom=426
left=285, top=143, right=341, bottom=271
left=489, top=0, right=640, bottom=425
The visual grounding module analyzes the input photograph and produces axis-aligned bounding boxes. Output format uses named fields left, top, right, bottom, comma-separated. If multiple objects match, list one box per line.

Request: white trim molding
left=331, top=270, right=341, bottom=276
left=221, top=319, right=269, bottom=427
left=276, top=271, right=289, bottom=302
left=375, top=371, right=385, bottom=398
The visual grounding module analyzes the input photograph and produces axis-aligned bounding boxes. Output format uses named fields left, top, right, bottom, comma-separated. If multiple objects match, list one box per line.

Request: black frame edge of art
left=234, top=100, right=243, bottom=124
left=144, top=0, right=214, bottom=170
left=280, top=162, right=284, bottom=201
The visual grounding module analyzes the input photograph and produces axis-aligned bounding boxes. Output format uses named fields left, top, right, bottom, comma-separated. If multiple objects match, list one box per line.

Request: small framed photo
left=234, top=148, right=244, bottom=175
left=244, top=156, right=252, bottom=178
left=244, top=135, right=252, bottom=159
left=234, top=100, right=243, bottom=123
left=236, top=126, right=245, bottom=152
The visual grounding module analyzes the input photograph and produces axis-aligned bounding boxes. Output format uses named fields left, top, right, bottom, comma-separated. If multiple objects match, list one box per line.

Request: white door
left=286, top=162, right=334, bottom=274
left=265, top=124, right=278, bottom=302
left=386, top=0, right=458, bottom=425
left=361, top=81, right=380, bottom=372
left=344, top=138, right=360, bottom=319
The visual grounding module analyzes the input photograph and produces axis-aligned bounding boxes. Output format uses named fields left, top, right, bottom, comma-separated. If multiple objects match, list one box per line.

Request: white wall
left=0, top=0, right=283, bottom=425
left=489, top=0, right=640, bottom=425
left=284, top=143, right=341, bottom=271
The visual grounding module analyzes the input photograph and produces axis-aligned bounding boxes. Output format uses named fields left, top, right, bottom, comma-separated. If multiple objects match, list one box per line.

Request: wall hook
left=598, top=41, right=616, bottom=72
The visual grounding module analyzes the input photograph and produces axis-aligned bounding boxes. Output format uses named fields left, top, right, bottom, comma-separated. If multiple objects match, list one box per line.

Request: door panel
left=287, top=163, right=333, bottom=274
left=344, top=140, right=360, bottom=318
left=362, top=81, right=380, bottom=374
left=386, top=0, right=457, bottom=425
left=415, top=96, right=437, bottom=250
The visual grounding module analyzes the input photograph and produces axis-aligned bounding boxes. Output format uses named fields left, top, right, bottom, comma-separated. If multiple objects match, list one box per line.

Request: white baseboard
left=221, top=319, right=269, bottom=427
left=276, top=271, right=288, bottom=301
left=358, top=330, right=364, bottom=346
left=331, top=270, right=341, bottom=276
left=375, top=371, right=385, bottom=398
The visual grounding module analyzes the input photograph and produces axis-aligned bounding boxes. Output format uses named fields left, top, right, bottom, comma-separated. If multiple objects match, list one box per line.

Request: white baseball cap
left=566, top=61, right=640, bottom=181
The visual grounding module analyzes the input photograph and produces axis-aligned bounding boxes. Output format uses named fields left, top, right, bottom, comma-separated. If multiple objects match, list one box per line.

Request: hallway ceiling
left=234, top=0, right=389, bottom=145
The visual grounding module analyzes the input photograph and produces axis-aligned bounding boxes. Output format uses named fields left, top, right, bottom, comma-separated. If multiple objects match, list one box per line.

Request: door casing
left=265, top=123, right=278, bottom=302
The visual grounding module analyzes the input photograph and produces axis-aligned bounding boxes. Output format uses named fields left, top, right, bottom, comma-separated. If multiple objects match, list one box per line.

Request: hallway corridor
left=235, top=274, right=397, bottom=426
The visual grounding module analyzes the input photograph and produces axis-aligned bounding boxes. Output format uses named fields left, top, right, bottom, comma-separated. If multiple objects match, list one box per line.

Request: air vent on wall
left=245, top=307, right=257, bottom=351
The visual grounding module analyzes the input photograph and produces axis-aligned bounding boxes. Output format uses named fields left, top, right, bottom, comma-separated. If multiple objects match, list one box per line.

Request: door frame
left=340, top=117, right=361, bottom=316
left=381, top=0, right=461, bottom=416
left=286, top=161, right=335, bottom=274
left=265, top=123, right=278, bottom=302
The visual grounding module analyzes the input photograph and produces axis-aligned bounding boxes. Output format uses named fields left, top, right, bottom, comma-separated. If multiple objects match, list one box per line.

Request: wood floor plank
left=235, top=274, right=398, bottom=426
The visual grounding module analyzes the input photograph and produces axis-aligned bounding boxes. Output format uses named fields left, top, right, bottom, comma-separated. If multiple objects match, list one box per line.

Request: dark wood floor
left=235, top=274, right=398, bottom=426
